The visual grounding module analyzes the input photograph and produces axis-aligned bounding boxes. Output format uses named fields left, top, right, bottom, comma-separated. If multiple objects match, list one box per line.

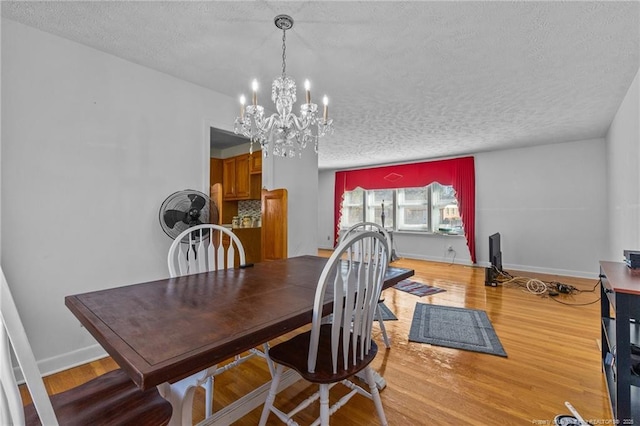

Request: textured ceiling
left=2, top=1, right=638, bottom=170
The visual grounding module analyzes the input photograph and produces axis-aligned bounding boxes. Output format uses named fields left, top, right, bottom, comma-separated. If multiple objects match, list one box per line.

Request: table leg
left=199, top=369, right=301, bottom=425
left=154, top=369, right=301, bottom=426
left=157, top=381, right=195, bottom=426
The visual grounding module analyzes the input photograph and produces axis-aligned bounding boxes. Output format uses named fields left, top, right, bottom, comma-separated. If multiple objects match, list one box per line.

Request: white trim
left=202, top=119, right=212, bottom=194
left=13, top=343, right=108, bottom=384
left=391, top=254, right=600, bottom=279
left=395, top=252, right=476, bottom=267
left=502, top=263, right=600, bottom=280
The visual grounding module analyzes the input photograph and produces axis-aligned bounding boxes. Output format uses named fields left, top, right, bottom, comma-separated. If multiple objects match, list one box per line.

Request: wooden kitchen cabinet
left=232, top=227, right=261, bottom=265
left=210, top=158, right=223, bottom=186
left=261, top=188, right=287, bottom=261
left=222, top=158, right=235, bottom=199
left=223, top=155, right=251, bottom=200
left=249, top=152, right=262, bottom=174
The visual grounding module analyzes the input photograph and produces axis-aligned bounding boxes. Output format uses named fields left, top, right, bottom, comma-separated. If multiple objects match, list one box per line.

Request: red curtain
left=334, top=156, right=476, bottom=263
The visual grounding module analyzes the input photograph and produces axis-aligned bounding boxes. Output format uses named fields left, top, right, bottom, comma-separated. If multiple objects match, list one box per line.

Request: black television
left=489, top=232, right=502, bottom=272
left=485, top=233, right=503, bottom=286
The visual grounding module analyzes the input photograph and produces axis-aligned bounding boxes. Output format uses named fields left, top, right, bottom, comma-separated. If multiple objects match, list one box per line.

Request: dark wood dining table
left=65, top=255, right=414, bottom=425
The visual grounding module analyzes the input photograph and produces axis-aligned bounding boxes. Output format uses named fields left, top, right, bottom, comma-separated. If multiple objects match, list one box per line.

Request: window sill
left=394, top=230, right=465, bottom=237
left=338, top=228, right=464, bottom=237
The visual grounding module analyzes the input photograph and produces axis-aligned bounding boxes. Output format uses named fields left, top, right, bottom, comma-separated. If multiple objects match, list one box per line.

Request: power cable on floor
left=492, top=267, right=601, bottom=306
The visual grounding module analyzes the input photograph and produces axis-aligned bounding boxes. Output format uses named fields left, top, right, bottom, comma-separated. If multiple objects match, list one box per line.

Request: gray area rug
left=409, top=303, right=507, bottom=357
left=377, top=302, right=397, bottom=321
left=394, top=280, right=446, bottom=297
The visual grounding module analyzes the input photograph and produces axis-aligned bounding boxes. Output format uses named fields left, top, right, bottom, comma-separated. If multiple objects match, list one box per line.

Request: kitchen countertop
left=222, top=223, right=261, bottom=230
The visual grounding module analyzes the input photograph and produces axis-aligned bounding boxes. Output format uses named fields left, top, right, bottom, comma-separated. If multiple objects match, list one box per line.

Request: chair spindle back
left=339, top=222, right=392, bottom=265
left=168, top=224, right=246, bottom=277
left=309, top=231, right=389, bottom=374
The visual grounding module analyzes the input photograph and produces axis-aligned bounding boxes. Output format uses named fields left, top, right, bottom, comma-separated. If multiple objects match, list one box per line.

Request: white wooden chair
left=340, top=222, right=393, bottom=348
left=259, top=231, right=389, bottom=426
left=168, top=223, right=247, bottom=276
left=166, top=224, right=274, bottom=420
left=0, top=266, right=173, bottom=425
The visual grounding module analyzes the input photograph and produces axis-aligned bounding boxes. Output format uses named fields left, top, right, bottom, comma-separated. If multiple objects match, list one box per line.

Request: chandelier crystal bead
left=234, top=15, right=334, bottom=158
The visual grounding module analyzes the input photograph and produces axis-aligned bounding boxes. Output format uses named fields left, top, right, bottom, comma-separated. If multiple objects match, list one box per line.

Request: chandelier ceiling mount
left=274, top=14, right=294, bottom=32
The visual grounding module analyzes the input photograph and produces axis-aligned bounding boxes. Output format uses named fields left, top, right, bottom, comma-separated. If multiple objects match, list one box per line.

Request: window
left=341, top=188, right=364, bottom=229
left=365, top=189, right=394, bottom=228
left=340, top=183, right=463, bottom=235
left=397, top=187, right=429, bottom=231
left=334, top=156, right=476, bottom=262
left=431, top=183, right=463, bottom=235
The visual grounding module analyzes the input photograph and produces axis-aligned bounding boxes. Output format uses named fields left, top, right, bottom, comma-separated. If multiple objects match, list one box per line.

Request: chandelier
left=234, top=15, right=334, bottom=158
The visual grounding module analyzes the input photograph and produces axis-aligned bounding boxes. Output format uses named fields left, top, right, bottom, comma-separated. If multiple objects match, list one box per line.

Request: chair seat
left=23, top=368, right=173, bottom=426
left=268, top=324, right=378, bottom=384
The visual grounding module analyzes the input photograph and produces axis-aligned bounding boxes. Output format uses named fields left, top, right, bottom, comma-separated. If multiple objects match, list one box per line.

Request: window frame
left=340, top=184, right=462, bottom=235
left=396, top=187, right=431, bottom=232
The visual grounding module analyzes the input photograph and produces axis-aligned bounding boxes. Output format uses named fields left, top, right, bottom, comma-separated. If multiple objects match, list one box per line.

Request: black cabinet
left=600, top=261, right=640, bottom=425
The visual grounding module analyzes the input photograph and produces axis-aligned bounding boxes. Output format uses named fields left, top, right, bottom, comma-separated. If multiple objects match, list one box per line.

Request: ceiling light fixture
left=234, top=14, right=334, bottom=158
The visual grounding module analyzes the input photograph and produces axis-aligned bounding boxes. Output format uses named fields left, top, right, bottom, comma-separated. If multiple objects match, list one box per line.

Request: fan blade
left=189, top=194, right=206, bottom=211
left=164, top=210, right=188, bottom=229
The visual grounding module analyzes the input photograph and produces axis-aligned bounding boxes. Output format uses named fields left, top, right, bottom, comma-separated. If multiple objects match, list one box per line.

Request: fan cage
left=159, top=189, right=212, bottom=243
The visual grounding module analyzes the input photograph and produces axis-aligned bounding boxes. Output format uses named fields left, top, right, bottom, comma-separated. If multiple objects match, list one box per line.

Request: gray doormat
left=409, top=303, right=507, bottom=357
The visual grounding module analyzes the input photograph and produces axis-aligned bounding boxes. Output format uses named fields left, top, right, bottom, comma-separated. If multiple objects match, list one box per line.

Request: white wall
left=475, top=139, right=607, bottom=277
left=317, top=170, right=335, bottom=249
left=263, top=146, right=318, bottom=257
left=0, top=18, right=3, bottom=261
left=1, top=19, right=239, bottom=374
left=211, top=141, right=254, bottom=159
left=319, top=138, right=608, bottom=277
left=605, top=67, right=640, bottom=261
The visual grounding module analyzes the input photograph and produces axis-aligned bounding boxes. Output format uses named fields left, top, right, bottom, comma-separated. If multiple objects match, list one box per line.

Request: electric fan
left=159, top=190, right=218, bottom=241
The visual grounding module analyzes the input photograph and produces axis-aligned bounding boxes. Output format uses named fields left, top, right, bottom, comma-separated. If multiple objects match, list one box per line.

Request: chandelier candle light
left=234, top=15, right=334, bottom=158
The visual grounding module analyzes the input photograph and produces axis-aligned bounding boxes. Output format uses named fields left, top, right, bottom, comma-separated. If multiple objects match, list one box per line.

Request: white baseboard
left=15, top=344, right=108, bottom=383
left=392, top=252, right=599, bottom=279
left=503, top=263, right=599, bottom=280
left=395, top=252, right=476, bottom=267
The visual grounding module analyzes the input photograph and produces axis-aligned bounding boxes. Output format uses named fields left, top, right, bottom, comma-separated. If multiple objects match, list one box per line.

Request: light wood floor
left=23, top=253, right=611, bottom=425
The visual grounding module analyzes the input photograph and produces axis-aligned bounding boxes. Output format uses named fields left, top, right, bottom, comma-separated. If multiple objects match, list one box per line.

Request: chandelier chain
left=281, top=28, right=287, bottom=78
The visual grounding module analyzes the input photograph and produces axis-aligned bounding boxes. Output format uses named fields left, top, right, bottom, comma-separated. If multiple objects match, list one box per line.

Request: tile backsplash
left=238, top=200, right=261, bottom=218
